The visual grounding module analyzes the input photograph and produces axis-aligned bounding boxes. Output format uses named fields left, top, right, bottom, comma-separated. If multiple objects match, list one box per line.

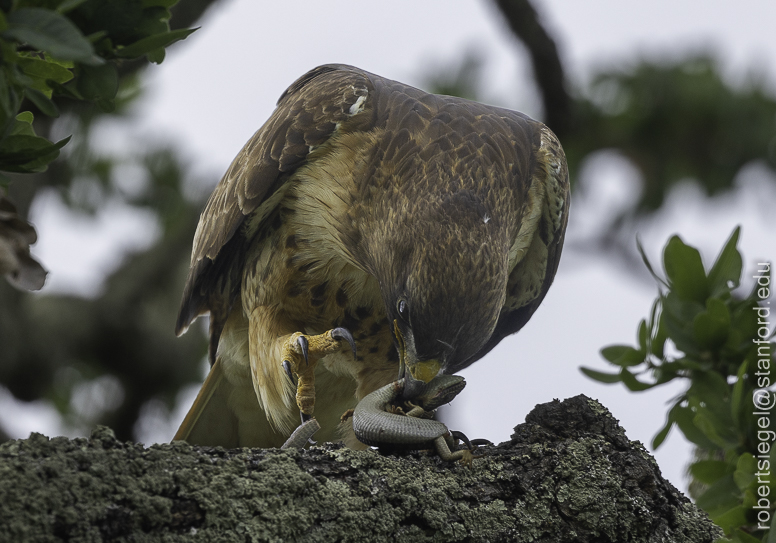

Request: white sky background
left=3, top=0, right=776, bottom=493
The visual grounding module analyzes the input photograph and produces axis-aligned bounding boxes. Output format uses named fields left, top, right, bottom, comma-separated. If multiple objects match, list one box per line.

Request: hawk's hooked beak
left=394, top=320, right=441, bottom=398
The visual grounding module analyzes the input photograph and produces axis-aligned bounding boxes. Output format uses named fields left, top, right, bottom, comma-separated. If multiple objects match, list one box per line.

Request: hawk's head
left=375, top=189, right=512, bottom=396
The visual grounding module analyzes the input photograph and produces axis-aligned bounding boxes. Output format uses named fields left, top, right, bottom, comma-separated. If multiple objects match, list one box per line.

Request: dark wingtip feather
left=175, top=292, right=199, bottom=337
left=175, top=271, right=206, bottom=337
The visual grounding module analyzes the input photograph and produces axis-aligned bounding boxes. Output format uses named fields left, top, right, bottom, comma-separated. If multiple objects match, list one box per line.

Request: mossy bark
left=0, top=395, right=721, bottom=542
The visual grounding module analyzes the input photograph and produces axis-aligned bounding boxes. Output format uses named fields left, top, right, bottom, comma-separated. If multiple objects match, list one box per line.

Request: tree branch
left=0, top=396, right=720, bottom=542
left=491, top=0, right=572, bottom=138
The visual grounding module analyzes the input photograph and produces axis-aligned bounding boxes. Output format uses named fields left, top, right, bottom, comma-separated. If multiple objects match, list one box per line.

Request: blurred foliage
left=0, top=0, right=195, bottom=181
left=424, top=49, right=486, bottom=102
left=569, top=56, right=776, bottom=214
left=0, top=125, right=211, bottom=441
left=582, top=227, right=775, bottom=542
left=0, top=0, right=219, bottom=442
left=0, top=0, right=197, bottom=294
left=0, top=143, right=208, bottom=440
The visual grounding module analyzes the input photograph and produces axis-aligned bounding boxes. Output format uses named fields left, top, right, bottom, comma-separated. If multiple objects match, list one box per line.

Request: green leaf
left=0, top=134, right=70, bottom=172
left=708, top=226, right=742, bottom=295
left=730, top=360, right=748, bottom=427
left=580, top=367, right=623, bottom=384
left=15, top=111, right=33, bottom=124
left=0, top=68, right=24, bottom=131
left=688, top=375, right=736, bottom=446
left=649, top=299, right=668, bottom=358
left=732, top=530, right=763, bottom=543
left=663, top=235, right=710, bottom=303
left=25, top=88, right=59, bottom=117
left=146, top=47, right=165, bottom=64
left=732, top=472, right=754, bottom=493
left=733, top=453, right=756, bottom=490
left=652, top=404, right=680, bottom=449
left=714, top=505, right=748, bottom=532
left=638, top=319, right=648, bottom=352
left=57, top=0, right=89, bottom=13
left=651, top=422, right=671, bottom=450
left=689, top=371, right=731, bottom=406
left=690, top=459, right=732, bottom=485
left=10, top=111, right=36, bottom=136
left=76, top=63, right=118, bottom=105
left=619, top=368, right=656, bottom=391
left=695, top=474, right=740, bottom=512
left=693, top=298, right=732, bottom=351
left=17, top=55, right=74, bottom=91
left=692, top=403, right=738, bottom=449
left=660, top=357, right=708, bottom=372
left=737, top=452, right=757, bottom=474
left=44, top=78, right=82, bottom=100
left=768, top=513, right=776, bottom=543
left=742, top=487, right=757, bottom=509
left=0, top=134, right=62, bottom=162
left=114, top=27, right=196, bottom=62
left=673, top=405, right=718, bottom=449
left=4, top=8, right=101, bottom=64
left=600, top=345, right=645, bottom=367
left=661, top=292, right=704, bottom=356
left=733, top=530, right=763, bottom=543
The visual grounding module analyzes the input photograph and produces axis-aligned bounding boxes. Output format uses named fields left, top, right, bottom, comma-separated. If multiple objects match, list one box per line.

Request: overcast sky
left=4, top=0, right=776, bottom=493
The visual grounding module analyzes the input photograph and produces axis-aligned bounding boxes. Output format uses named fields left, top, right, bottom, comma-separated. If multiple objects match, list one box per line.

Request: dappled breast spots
left=335, top=287, right=348, bottom=307
left=310, top=281, right=329, bottom=307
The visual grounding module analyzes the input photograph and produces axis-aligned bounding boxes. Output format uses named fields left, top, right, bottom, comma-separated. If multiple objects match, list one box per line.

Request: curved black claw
left=282, top=360, right=297, bottom=385
left=450, top=432, right=493, bottom=451
left=451, top=430, right=474, bottom=451
left=297, top=335, right=309, bottom=366
left=331, top=327, right=357, bottom=359
left=451, top=431, right=489, bottom=460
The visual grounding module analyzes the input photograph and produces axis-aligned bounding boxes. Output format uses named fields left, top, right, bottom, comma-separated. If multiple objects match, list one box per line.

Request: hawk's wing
left=175, top=64, right=376, bottom=361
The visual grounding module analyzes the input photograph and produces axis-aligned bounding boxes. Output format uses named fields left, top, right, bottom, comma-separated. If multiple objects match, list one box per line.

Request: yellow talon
left=281, top=328, right=356, bottom=415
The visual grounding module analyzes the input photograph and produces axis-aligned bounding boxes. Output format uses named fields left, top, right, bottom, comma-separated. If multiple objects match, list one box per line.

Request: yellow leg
left=281, top=327, right=356, bottom=416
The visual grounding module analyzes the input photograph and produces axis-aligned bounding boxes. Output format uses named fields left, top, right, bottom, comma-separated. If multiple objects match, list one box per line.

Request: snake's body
left=352, top=375, right=465, bottom=449
left=283, top=374, right=471, bottom=463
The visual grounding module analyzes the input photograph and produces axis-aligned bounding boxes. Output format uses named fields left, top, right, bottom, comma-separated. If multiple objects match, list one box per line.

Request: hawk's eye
left=397, top=299, right=409, bottom=322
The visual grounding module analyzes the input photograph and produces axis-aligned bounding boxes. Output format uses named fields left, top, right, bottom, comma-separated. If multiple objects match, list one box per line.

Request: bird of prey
left=174, top=64, right=569, bottom=450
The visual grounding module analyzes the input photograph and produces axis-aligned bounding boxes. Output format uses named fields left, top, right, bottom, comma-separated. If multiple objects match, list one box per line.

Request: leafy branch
left=0, top=0, right=196, bottom=182
left=582, top=226, right=775, bottom=542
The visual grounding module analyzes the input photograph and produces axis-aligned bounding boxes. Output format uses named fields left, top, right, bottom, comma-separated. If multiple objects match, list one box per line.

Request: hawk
left=174, top=64, right=569, bottom=449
